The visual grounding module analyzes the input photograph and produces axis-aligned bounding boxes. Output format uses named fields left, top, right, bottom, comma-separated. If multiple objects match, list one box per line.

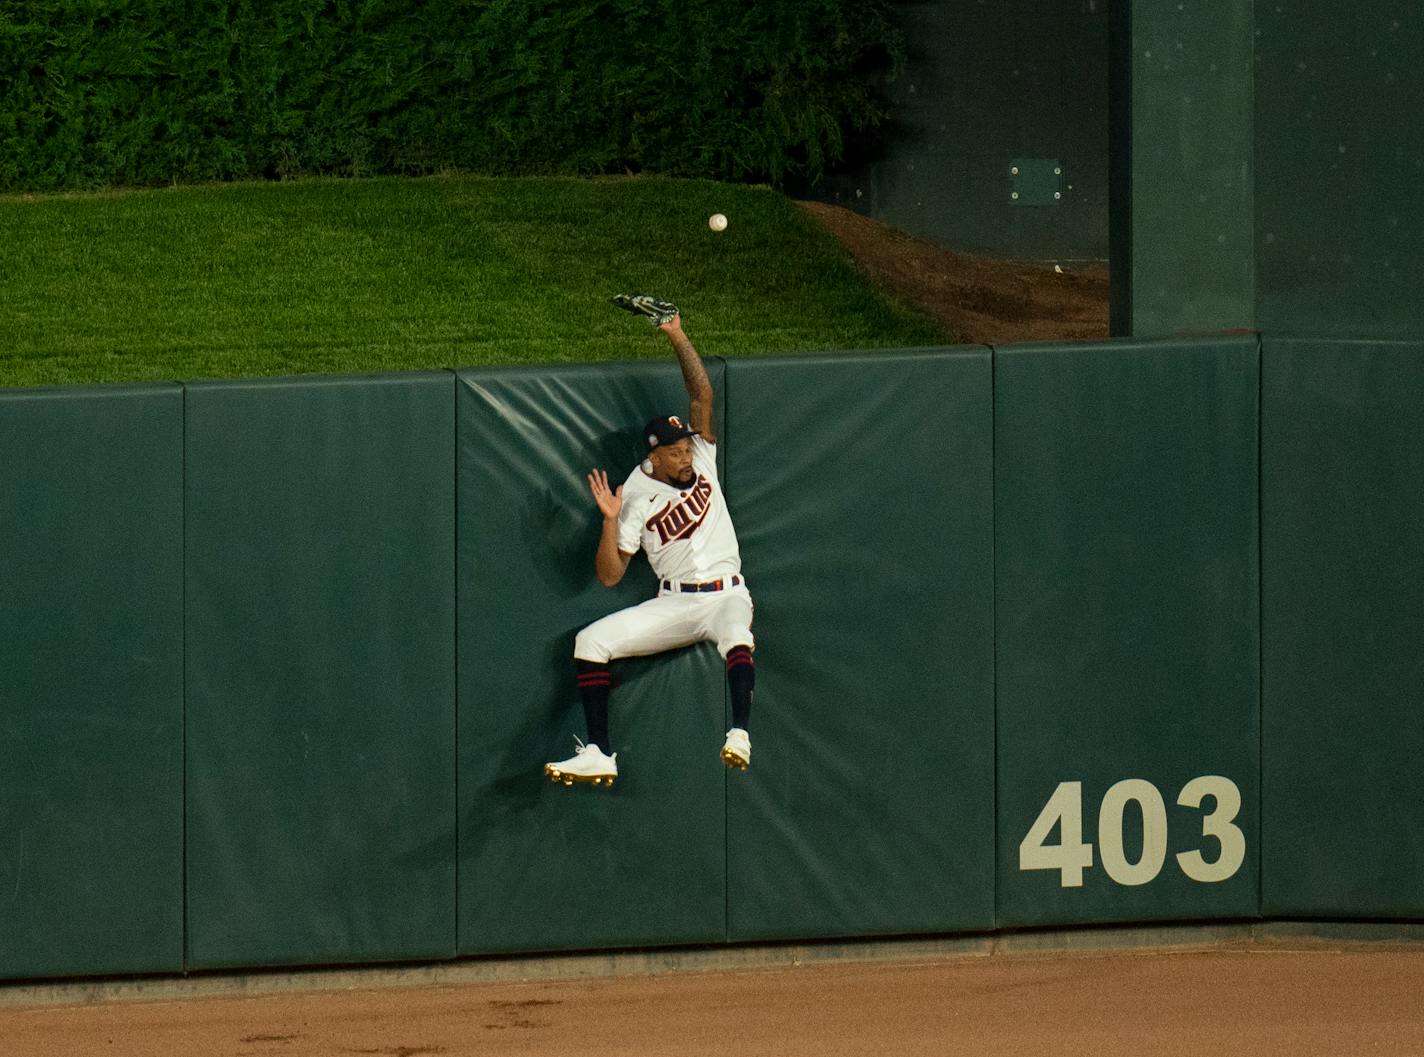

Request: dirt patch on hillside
left=799, top=200, right=1110, bottom=346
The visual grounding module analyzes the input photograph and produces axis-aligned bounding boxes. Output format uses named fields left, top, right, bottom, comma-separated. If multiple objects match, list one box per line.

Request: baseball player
left=544, top=295, right=754, bottom=788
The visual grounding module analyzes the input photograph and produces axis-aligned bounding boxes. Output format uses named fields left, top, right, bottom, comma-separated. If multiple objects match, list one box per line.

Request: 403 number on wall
left=1019, top=777, right=1245, bottom=888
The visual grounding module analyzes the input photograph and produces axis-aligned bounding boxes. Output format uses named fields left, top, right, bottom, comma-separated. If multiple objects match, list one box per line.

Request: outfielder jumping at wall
left=544, top=295, right=755, bottom=788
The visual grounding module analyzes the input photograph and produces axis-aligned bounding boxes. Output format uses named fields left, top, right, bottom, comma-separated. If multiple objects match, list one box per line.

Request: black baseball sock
left=576, top=660, right=612, bottom=753
left=726, top=645, right=754, bottom=731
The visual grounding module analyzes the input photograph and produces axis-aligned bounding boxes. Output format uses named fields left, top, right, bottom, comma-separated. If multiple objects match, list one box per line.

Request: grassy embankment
left=0, top=175, right=948, bottom=389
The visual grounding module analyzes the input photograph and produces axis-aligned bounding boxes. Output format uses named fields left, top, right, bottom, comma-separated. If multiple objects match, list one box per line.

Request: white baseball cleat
left=544, top=738, right=618, bottom=788
left=721, top=727, right=751, bottom=771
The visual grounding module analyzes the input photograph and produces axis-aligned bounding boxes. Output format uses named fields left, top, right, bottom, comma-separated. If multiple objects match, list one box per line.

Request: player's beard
left=672, top=470, right=696, bottom=489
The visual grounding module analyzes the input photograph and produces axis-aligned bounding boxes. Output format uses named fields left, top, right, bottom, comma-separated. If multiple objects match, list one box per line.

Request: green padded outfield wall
left=457, top=362, right=729, bottom=955
left=724, top=350, right=996, bottom=940
left=995, top=338, right=1260, bottom=926
left=0, top=385, right=184, bottom=979
left=14, top=338, right=1424, bottom=985
left=1254, top=4, right=1424, bottom=338
left=1262, top=339, right=1424, bottom=916
left=185, top=374, right=456, bottom=970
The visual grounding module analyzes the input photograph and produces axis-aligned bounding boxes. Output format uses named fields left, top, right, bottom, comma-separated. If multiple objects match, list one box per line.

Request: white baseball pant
left=574, top=582, right=754, bottom=663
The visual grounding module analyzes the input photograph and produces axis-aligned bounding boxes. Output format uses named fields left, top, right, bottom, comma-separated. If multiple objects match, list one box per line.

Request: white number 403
left=1018, top=777, right=1245, bottom=888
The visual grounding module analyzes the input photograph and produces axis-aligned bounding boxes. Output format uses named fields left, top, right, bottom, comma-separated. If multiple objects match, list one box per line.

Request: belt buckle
left=673, top=577, right=738, bottom=593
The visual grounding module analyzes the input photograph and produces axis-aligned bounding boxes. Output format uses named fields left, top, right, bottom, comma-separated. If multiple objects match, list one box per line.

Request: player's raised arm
left=659, top=314, right=716, bottom=443
left=588, top=469, right=633, bottom=587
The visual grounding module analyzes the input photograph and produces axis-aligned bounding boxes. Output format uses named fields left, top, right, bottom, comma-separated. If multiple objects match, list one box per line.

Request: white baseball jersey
left=617, top=435, right=741, bottom=583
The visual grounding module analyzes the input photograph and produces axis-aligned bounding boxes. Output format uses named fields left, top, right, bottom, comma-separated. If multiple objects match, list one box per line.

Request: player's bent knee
left=716, top=632, right=755, bottom=658
left=573, top=627, right=613, bottom=664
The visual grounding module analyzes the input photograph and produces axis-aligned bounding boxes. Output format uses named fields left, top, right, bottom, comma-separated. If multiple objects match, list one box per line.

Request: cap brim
left=648, top=428, right=699, bottom=449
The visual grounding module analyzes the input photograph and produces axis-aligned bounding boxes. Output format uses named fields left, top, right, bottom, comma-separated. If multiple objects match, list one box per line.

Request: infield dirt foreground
left=2, top=947, right=1422, bottom=1057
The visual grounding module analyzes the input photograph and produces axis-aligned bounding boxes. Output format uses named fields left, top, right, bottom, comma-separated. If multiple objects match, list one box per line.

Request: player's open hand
left=588, top=469, right=623, bottom=520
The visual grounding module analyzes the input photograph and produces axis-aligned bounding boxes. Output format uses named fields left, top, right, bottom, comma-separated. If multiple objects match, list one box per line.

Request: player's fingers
left=589, top=470, right=613, bottom=503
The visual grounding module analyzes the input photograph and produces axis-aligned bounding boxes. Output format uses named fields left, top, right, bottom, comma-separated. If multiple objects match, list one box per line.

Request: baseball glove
left=612, top=293, right=679, bottom=327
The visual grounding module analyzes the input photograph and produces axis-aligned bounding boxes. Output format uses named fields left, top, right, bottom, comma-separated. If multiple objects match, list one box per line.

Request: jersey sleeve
left=691, top=434, right=719, bottom=482
left=616, top=483, right=644, bottom=555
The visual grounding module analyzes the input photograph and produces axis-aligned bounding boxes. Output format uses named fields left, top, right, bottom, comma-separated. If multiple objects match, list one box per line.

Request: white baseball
left=708, top=213, right=728, bottom=232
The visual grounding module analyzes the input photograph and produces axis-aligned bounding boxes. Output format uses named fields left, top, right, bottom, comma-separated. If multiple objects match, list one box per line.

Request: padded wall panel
left=724, top=349, right=996, bottom=940
left=0, top=385, right=184, bottom=979
left=185, top=374, right=455, bottom=970
left=996, top=338, right=1260, bottom=926
left=458, top=362, right=729, bottom=955
left=1262, top=339, right=1424, bottom=916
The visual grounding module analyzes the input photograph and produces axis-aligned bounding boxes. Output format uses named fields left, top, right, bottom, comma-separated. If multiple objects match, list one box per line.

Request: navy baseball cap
left=643, top=414, right=698, bottom=451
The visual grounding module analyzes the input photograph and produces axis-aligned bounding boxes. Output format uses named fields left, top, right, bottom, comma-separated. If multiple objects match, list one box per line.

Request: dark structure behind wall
left=816, top=1, right=1423, bottom=342
left=813, top=0, right=1111, bottom=265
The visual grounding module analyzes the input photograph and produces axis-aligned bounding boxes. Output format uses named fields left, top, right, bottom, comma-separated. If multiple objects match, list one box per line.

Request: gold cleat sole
left=544, top=764, right=615, bottom=789
left=720, top=748, right=749, bottom=772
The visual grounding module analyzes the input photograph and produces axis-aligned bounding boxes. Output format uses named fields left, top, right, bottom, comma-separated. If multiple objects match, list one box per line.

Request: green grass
left=0, top=176, right=948, bottom=389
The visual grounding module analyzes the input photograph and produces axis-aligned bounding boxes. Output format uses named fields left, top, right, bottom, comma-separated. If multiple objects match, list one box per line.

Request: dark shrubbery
left=0, top=0, right=903, bottom=191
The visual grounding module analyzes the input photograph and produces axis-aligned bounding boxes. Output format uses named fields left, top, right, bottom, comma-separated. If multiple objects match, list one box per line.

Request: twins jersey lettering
left=646, top=475, right=713, bottom=544
left=617, top=435, right=741, bottom=583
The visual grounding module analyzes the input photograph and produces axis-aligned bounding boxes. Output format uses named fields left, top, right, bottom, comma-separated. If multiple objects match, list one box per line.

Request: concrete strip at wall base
left=11, top=920, right=1424, bottom=1011
left=1252, top=921, right=1424, bottom=949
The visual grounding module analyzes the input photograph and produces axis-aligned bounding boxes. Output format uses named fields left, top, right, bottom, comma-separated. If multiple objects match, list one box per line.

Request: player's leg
left=572, top=594, right=703, bottom=746
left=574, top=659, right=613, bottom=755
left=546, top=647, right=621, bottom=784
left=701, top=590, right=756, bottom=769
left=575, top=593, right=706, bottom=664
left=546, top=596, right=703, bottom=784
left=726, top=645, right=754, bottom=729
